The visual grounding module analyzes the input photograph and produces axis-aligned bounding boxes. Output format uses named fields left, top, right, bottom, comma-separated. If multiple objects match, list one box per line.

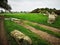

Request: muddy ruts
left=0, top=15, right=9, bottom=45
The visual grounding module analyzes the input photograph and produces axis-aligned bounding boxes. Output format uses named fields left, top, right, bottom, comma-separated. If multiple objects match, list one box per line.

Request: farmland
left=4, top=20, right=50, bottom=45
left=4, top=13, right=60, bottom=29
left=0, top=0, right=60, bottom=45
left=3, top=13, right=60, bottom=45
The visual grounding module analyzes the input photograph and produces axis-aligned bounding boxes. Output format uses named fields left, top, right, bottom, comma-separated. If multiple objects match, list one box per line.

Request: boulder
left=11, top=30, right=32, bottom=45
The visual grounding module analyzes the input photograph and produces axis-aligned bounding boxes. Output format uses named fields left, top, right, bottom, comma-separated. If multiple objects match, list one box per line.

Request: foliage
left=31, top=8, right=40, bottom=13
left=54, top=10, right=60, bottom=15
left=0, top=0, right=11, bottom=11
left=30, top=8, right=60, bottom=15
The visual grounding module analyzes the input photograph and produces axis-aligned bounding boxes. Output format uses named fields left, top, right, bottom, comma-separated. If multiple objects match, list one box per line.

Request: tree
left=0, top=0, right=11, bottom=11
left=54, top=10, right=60, bottom=15
left=0, top=10, right=4, bottom=13
left=31, top=8, right=40, bottom=13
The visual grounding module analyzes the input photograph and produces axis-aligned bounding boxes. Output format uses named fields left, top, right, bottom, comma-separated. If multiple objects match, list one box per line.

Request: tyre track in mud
left=13, top=20, right=60, bottom=45
left=0, top=15, right=9, bottom=45
left=23, top=20, right=60, bottom=34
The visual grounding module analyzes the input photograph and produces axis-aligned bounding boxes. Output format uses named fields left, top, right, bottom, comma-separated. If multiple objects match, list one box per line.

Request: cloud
left=8, top=0, right=60, bottom=11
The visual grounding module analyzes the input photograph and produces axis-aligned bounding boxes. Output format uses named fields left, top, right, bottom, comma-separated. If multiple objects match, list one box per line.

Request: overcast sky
left=8, top=0, right=60, bottom=11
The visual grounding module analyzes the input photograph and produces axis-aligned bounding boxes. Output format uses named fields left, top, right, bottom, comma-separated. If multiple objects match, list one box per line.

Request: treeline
left=30, top=8, right=60, bottom=15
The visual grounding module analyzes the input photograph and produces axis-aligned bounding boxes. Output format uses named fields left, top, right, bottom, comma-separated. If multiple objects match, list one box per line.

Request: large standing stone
left=47, top=12, right=57, bottom=24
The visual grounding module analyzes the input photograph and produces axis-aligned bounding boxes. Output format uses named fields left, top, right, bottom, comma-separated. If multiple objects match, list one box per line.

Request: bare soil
left=0, top=15, right=9, bottom=45
left=13, top=20, right=60, bottom=45
left=21, top=24, right=60, bottom=45
left=23, top=20, right=60, bottom=34
left=38, top=24, right=60, bottom=33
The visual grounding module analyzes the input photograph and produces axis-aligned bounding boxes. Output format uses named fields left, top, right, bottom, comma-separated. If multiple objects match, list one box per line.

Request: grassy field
left=4, top=13, right=60, bottom=45
left=4, top=13, right=60, bottom=29
left=26, top=22, right=60, bottom=38
left=4, top=20, right=50, bottom=45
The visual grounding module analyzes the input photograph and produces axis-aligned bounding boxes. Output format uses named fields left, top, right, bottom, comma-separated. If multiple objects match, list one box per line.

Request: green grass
left=4, top=20, right=50, bottom=45
left=4, top=13, right=48, bottom=24
left=26, top=22, right=60, bottom=38
left=4, top=13, right=60, bottom=29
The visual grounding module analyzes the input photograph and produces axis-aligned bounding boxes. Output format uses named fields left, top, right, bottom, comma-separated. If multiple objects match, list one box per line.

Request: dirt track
left=23, top=20, right=60, bottom=34
left=13, top=20, right=60, bottom=45
left=0, top=15, right=8, bottom=45
left=21, top=24, right=60, bottom=45
left=38, top=24, right=60, bottom=33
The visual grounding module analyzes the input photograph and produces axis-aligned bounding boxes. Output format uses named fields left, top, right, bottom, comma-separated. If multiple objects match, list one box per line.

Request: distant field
left=4, top=13, right=60, bottom=29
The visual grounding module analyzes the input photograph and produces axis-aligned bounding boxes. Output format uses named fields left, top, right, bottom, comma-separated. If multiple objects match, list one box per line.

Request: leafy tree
left=0, top=0, right=11, bottom=11
left=54, top=10, right=60, bottom=15
left=0, top=10, right=4, bottom=13
left=31, top=8, right=40, bottom=13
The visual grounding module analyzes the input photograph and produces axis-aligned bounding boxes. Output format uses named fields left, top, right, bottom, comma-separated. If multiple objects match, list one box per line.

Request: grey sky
left=8, top=0, right=60, bottom=11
